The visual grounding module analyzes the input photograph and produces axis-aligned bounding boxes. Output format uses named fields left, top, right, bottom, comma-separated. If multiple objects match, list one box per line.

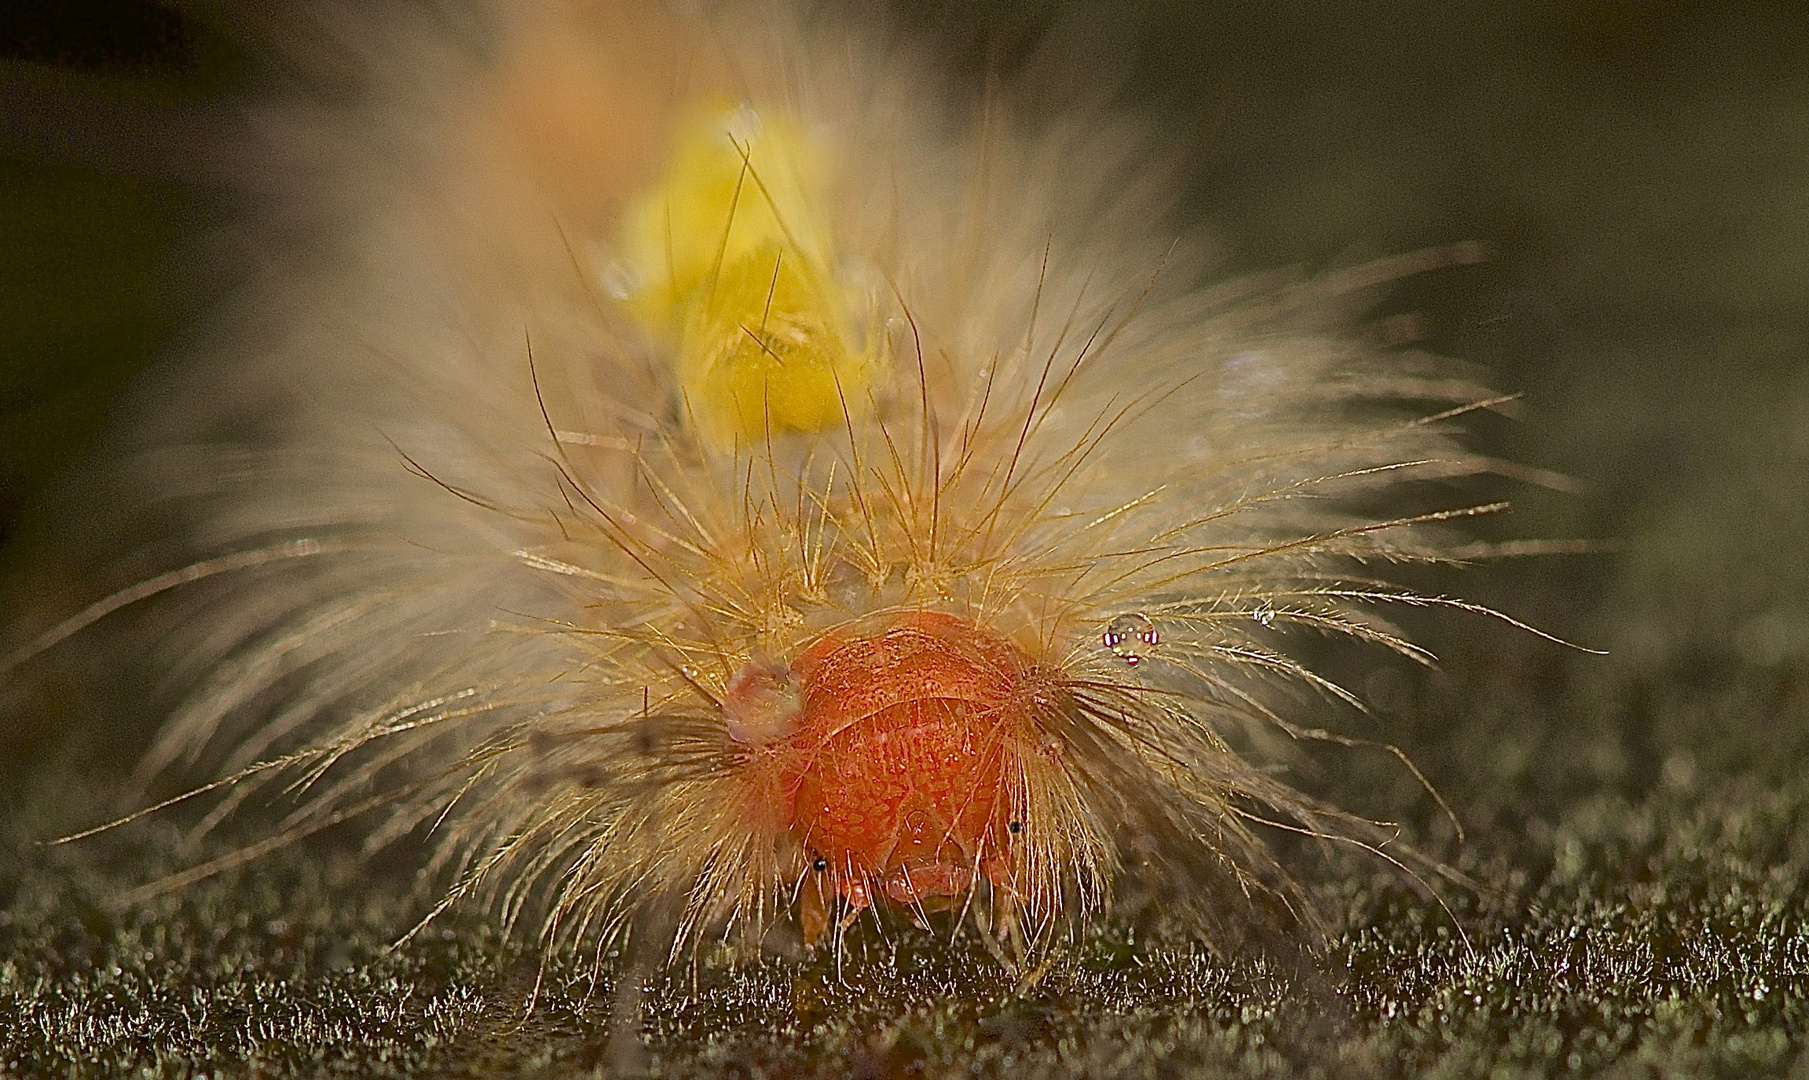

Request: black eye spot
left=1008, top=820, right=1023, bottom=834
left=812, top=856, right=828, bottom=872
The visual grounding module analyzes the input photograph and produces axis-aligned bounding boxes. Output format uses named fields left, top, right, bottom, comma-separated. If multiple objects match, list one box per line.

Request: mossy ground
left=6, top=1, right=1809, bottom=1076
left=5, top=774, right=1809, bottom=1077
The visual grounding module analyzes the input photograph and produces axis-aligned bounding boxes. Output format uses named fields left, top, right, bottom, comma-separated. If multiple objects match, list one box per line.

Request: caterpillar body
left=9, top=0, right=1516, bottom=971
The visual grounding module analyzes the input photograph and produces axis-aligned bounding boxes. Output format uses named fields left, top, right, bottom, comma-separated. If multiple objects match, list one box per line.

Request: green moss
left=2, top=774, right=1806, bottom=1077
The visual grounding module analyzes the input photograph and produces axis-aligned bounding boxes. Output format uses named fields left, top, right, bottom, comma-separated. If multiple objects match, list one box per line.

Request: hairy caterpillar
left=4, top=0, right=1555, bottom=973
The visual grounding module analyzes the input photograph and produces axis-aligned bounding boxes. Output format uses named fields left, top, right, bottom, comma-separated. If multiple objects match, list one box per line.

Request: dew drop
left=1253, top=601, right=1277, bottom=629
left=1102, top=613, right=1160, bottom=666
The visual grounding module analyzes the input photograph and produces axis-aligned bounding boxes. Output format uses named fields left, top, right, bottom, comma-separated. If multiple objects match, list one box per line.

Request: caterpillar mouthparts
left=5, top=0, right=1547, bottom=974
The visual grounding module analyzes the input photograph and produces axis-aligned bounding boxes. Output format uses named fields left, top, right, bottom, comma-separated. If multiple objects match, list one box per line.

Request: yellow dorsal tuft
left=614, top=102, right=880, bottom=447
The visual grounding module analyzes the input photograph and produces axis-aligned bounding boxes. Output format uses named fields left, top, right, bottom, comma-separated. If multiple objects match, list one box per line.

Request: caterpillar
left=6, top=0, right=1544, bottom=973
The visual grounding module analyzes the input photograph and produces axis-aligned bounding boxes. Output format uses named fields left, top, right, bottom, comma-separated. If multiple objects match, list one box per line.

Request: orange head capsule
left=734, top=612, right=1066, bottom=942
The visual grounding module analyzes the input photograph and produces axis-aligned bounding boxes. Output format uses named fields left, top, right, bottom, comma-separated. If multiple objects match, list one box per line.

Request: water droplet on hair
left=1253, top=601, right=1276, bottom=628
left=1102, top=613, right=1159, bottom=665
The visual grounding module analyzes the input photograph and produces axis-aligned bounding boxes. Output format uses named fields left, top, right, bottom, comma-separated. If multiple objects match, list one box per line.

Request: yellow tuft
left=613, top=102, right=880, bottom=446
